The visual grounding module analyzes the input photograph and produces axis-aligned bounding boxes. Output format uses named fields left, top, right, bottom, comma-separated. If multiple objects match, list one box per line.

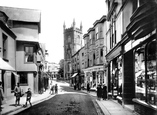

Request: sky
left=0, top=0, right=107, bottom=64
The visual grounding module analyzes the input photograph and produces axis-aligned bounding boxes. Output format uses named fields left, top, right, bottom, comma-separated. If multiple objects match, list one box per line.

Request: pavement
left=81, top=90, right=138, bottom=115
left=1, top=81, right=138, bottom=115
left=1, top=89, right=55, bottom=115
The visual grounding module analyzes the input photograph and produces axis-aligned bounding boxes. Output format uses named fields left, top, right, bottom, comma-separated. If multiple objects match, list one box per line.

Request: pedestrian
left=74, top=83, right=76, bottom=90
left=55, top=84, right=58, bottom=94
left=97, top=84, right=102, bottom=100
left=50, top=85, right=54, bottom=95
left=0, top=81, right=4, bottom=112
left=100, top=84, right=103, bottom=99
left=24, top=88, right=32, bottom=107
left=87, top=82, right=90, bottom=93
left=102, top=84, right=107, bottom=100
left=14, top=83, right=22, bottom=106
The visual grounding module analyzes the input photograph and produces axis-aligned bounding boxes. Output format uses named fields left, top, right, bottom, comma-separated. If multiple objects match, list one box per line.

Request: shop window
left=110, top=57, right=122, bottom=97
left=134, top=39, right=157, bottom=106
left=135, top=44, right=146, bottom=101
left=18, top=72, right=28, bottom=84
left=146, top=40, right=156, bottom=105
left=25, top=46, right=34, bottom=63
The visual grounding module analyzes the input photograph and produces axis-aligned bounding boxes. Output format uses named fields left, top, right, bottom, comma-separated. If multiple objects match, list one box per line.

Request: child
left=24, top=88, right=32, bottom=107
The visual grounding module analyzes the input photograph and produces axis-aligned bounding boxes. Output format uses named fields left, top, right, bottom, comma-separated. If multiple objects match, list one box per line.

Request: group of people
left=0, top=80, right=60, bottom=113
left=49, top=84, right=58, bottom=95
left=86, top=82, right=107, bottom=100
left=0, top=82, right=32, bottom=111
left=14, top=83, right=32, bottom=107
left=97, top=84, right=107, bottom=100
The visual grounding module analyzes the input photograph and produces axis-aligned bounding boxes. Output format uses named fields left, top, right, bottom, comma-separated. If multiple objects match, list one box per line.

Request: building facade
left=71, top=46, right=85, bottom=89
left=71, top=49, right=80, bottom=88
left=105, top=0, right=157, bottom=114
left=0, top=11, right=17, bottom=98
left=63, top=20, right=83, bottom=80
left=36, top=43, right=49, bottom=94
left=0, top=6, right=41, bottom=94
left=83, top=15, right=107, bottom=90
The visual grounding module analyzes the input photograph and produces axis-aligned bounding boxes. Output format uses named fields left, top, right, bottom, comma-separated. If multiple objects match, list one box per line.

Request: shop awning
left=71, top=73, right=78, bottom=78
left=0, top=58, right=15, bottom=71
left=106, top=46, right=121, bottom=62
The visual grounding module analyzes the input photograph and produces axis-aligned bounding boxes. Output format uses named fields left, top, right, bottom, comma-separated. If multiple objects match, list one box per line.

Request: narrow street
left=15, top=83, right=100, bottom=115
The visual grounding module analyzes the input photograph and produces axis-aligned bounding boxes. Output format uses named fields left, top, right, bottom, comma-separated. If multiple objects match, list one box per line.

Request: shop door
left=11, top=73, right=16, bottom=91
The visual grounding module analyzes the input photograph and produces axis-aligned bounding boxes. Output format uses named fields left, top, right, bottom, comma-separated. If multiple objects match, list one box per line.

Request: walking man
left=14, top=83, right=21, bottom=106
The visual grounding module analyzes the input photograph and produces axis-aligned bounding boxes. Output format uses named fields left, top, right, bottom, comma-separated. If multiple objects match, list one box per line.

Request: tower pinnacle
left=80, top=21, right=83, bottom=31
left=73, top=18, right=75, bottom=28
left=63, top=21, right=66, bottom=29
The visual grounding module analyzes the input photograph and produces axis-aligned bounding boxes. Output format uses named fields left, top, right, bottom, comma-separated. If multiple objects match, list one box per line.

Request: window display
left=110, top=56, right=122, bottom=97
left=146, top=40, right=157, bottom=105
left=134, top=39, right=157, bottom=106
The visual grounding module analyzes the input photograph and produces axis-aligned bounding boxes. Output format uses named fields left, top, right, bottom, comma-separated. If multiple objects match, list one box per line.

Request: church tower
left=63, top=20, right=83, bottom=80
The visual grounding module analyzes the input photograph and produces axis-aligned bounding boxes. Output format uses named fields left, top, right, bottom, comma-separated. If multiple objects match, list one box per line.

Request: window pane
left=18, top=72, right=27, bottom=84
left=134, top=39, right=157, bottom=107
left=146, top=40, right=157, bottom=106
left=25, top=46, right=34, bottom=62
left=135, top=44, right=146, bottom=101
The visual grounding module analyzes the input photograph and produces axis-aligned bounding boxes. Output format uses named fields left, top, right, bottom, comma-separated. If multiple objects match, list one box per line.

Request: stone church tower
left=63, top=19, right=83, bottom=80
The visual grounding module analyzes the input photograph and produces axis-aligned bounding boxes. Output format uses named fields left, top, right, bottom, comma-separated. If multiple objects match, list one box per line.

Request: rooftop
left=0, top=6, right=41, bottom=22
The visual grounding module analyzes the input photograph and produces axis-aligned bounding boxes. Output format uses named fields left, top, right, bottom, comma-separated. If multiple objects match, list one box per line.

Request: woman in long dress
left=102, top=85, right=107, bottom=100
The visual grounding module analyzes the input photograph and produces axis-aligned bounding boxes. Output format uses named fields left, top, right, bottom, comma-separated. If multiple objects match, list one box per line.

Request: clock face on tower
left=68, top=36, right=71, bottom=43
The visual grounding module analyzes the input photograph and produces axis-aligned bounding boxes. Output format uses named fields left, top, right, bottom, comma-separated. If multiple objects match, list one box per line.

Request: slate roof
left=0, top=6, right=41, bottom=22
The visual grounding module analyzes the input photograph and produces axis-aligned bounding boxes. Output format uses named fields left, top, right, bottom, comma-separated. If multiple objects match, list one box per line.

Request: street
left=15, top=83, right=99, bottom=115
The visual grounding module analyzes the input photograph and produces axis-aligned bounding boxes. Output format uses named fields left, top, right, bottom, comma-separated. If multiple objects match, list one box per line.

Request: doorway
left=11, top=73, right=16, bottom=91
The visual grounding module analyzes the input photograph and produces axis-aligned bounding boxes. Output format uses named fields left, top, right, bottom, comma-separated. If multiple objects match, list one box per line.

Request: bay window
left=134, top=39, right=157, bottom=106
left=25, top=46, right=34, bottom=63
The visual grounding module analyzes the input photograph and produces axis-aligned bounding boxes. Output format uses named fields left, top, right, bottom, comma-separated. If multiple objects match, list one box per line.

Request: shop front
left=132, top=35, right=157, bottom=115
left=106, top=44, right=122, bottom=100
left=125, top=1, right=157, bottom=114
left=107, top=55, right=122, bottom=100
left=83, top=65, right=104, bottom=90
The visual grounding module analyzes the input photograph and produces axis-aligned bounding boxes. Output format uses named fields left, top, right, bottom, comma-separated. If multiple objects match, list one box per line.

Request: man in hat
left=14, top=83, right=21, bottom=106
